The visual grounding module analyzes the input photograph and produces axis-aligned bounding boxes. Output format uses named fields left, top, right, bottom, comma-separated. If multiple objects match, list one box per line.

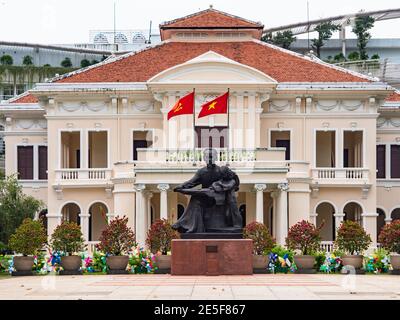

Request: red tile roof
left=56, top=41, right=369, bottom=83
left=10, top=93, right=38, bottom=103
left=160, top=8, right=263, bottom=29
left=386, top=91, right=400, bottom=102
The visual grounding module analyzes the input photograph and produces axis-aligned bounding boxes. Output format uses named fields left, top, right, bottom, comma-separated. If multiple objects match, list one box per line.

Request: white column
left=79, top=213, right=90, bottom=242
left=46, top=213, right=62, bottom=239
left=145, top=191, right=153, bottom=231
left=134, top=184, right=146, bottom=248
left=310, top=213, right=317, bottom=226
left=276, top=183, right=288, bottom=245
left=247, top=94, right=256, bottom=149
left=168, top=95, right=177, bottom=149
left=254, top=184, right=267, bottom=223
left=271, top=191, right=278, bottom=238
left=157, top=183, right=170, bottom=220
left=334, top=212, right=345, bottom=230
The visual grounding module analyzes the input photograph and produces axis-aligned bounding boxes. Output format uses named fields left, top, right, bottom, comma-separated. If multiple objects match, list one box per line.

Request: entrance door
left=276, top=139, right=290, bottom=160
left=195, top=126, right=228, bottom=148
left=133, top=140, right=148, bottom=160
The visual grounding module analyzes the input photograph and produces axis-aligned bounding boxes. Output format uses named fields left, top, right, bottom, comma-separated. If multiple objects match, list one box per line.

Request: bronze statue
left=172, top=148, right=242, bottom=234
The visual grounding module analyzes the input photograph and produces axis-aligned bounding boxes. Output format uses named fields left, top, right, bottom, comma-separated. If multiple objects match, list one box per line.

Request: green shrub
left=335, top=220, right=371, bottom=255
left=9, top=218, right=47, bottom=256
left=97, top=216, right=136, bottom=256
left=61, top=57, right=72, bottom=68
left=0, top=55, right=13, bottom=65
left=80, top=59, right=91, bottom=68
left=243, top=222, right=275, bottom=255
left=50, top=221, right=85, bottom=255
left=285, top=220, right=322, bottom=255
left=146, top=219, right=179, bottom=255
left=378, top=220, right=400, bottom=254
left=22, top=55, right=33, bottom=66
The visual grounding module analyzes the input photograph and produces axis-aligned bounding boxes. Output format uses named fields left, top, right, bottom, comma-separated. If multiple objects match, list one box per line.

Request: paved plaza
left=0, top=274, right=400, bottom=300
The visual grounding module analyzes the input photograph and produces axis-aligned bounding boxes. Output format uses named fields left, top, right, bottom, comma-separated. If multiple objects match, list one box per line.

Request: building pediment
left=147, top=51, right=277, bottom=87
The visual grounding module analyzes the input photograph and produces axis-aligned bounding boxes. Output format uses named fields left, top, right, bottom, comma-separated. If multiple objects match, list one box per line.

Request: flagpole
left=227, top=88, right=230, bottom=164
left=192, top=88, right=196, bottom=166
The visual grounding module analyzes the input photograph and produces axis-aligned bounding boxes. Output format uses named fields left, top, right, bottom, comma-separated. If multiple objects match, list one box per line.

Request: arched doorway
left=391, top=208, right=400, bottom=221
left=88, top=202, right=108, bottom=241
left=38, top=209, right=48, bottom=233
left=343, top=202, right=363, bottom=226
left=61, top=202, right=81, bottom=225
left=316, top=202, right=336, bottom=241
left=377, top=208, right=386, bottom=237
left=239, top=204, right=246, bottom=228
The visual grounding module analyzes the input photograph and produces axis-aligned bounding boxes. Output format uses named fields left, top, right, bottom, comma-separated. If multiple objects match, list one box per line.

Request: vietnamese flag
left=198, top=92, right=229, bottom=118
left=167, top=91, right=195, bottom=120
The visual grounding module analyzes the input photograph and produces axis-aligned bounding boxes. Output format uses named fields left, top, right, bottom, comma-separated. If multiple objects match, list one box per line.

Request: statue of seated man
left=172, top=148, right=242, bottom=233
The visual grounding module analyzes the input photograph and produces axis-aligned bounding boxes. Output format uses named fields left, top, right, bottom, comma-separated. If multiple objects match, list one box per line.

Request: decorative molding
left=157, top=183, right=170, bottom=192
left=53, top=185, right=63, bottom=200
left=254, top=183, right=267, bottom=192
left=341, top=100, right=362, bottom=111
left=277, top=182, right=289, bottom=192
left=316, top=100, right=338, bottom=111
left=134, top=183, right=146, bottom=192
left=310, top=183, right=319, bottom=198
left=131, top=100, right=155, bottom=112
left=269, top=100, right=291, bottom=112
left=362, top=184, right=371, bottom=199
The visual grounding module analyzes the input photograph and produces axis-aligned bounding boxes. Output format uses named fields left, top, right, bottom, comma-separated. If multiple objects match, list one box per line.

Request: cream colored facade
left=1, top=10, right=399, bottom=252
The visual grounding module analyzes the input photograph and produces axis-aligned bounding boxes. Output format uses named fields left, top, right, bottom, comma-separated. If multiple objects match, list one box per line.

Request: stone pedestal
left=171, top=239, right=253, bottom=276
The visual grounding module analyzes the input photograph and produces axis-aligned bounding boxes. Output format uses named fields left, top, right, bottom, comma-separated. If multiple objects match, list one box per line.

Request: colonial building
left=1, top=8, right=399, bottom=251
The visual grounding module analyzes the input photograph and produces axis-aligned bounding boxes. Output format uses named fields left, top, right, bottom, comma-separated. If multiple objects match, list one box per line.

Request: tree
left=262, top=30, right=296, bottom=49
left=348, top=51, right=360, bottom=61
left=61, top=57, right=72, bottom=68
left=311, top=22, right=340, bottom=57
left=333, top=52, right=346, bottom=62
left=22, top=55, right=33, bottom=66
left=0, top=54, right=13, bottom=65
left=0, top=174, right=44, bottom=244
left=352, top=15, right=375, bottom=60
left=90, top=59, right=99, bottom=65
left=80, top=59, right=91, bottom=68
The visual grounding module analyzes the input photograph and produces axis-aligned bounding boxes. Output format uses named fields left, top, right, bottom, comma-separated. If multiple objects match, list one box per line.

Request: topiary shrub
left=0, top=54, right=13, bottom=65
left=50, top=221, right=85, bottom=255
left=146, top=219, right=179, bottom=255
left=335, top=220, right=371, bottom=255
left=286, top=220, right=322, bottom=255
left=243, top=222, right=275, bottom=255
left=378, top=220, right=400, bottom=254
left=9, top=218, right=47, bottom=256
left=96, top=216, right=136, bottom=256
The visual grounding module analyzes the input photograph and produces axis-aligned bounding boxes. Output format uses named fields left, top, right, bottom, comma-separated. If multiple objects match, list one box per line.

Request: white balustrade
left=165, top=148, right=257, bottom=164
left=320, top=241, right=335, bottom=253
left=312, top=168, right=369, bottom=181
left=55, top=169, right=111, bottom=181
left=86, top=241, right=100, bottom=254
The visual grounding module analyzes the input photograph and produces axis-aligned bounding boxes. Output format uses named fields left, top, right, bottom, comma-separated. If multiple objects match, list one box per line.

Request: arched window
left=61, top=203, right=81, bottom=225
left=391, top=208, right=400, bottom=221
left=377, top=208, right=386, bottom=238
left=38, top=209, right=48, bottom=234
left=316, top=202, right=336, bottom=241
left=88, top=202, right=108, bottom=241
left=343, top=202, right=363, bottom=226
left=114, top=33, right=128, bottom=44
left=93, top=33, right=109, bottom=44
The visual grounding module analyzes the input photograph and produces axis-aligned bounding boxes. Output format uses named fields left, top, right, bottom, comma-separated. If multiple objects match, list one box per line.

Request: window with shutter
left=38, top=146, right=48, bottom=180
left=391, top=145, right=400, bottom=179
left=376, top=145, right=386, bottom=179
left=17, top=146, right=34, bottom=180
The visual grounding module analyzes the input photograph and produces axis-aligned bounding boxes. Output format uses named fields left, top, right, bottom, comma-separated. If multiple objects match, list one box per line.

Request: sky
left=0, top=0, right=400, bottom=44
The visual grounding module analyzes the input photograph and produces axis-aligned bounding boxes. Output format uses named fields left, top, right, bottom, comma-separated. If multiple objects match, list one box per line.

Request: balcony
left=311, top=168, right=370, bottom=185
left=54, top=168, right=112, bottom=187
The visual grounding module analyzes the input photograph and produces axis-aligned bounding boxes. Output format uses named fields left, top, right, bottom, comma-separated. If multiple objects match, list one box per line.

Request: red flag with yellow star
left=167, top=91, right=195, bottom=120
left=198, top=92, right=229, bottom=118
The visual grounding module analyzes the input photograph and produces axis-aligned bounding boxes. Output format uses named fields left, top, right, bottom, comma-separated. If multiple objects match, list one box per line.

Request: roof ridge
left=160, top=7, right=263, bottom=28
left=49, top=40, right=172, bottom=83
left=251, top=39, right=377, bottom=82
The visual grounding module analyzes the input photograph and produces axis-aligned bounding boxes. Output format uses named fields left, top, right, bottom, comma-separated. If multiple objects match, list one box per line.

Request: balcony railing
left=165, top=148, right=257, bottom=163
left=55, top=168, right=112, bottom=182
left=320, top=241, right=335, bottom=253
left=312, top=168, right=369, bottom=181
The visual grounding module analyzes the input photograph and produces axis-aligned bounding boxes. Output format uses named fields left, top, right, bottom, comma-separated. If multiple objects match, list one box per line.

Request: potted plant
left=50, top=221, right=85, bottom=274
left=378, top=220, right=400, bottom=273
left=243, top=222, right=275, bottom=272
left=9, top=218, right=47, bottom=275
left=286, top=220, right=322, bottom=273
left=146, top=219, right=179, bottom=272
left=96, top=216, right=136, bottom=274
left=335, top=220, right=371, bottom=272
